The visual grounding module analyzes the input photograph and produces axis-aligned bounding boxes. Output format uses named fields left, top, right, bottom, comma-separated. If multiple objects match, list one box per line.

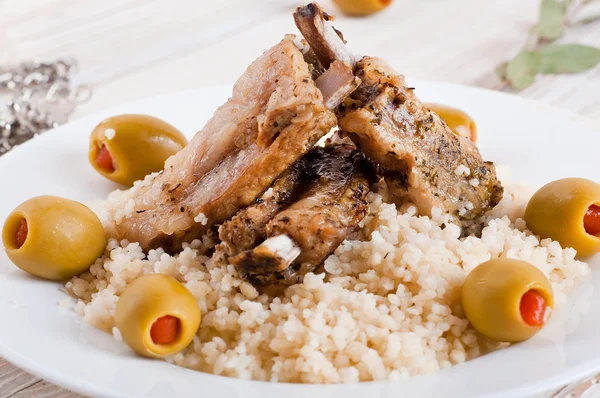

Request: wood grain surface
left=1, top=0, right=599, bottom=396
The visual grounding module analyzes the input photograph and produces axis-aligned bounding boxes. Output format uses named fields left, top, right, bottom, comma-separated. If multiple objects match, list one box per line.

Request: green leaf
left=536, top=0, right=567, bottom=42
left=496, top=62, right=509, bottom=81
left=539, top=44, right=600, bottom=73
left=506, top=51, right=542, bottom=90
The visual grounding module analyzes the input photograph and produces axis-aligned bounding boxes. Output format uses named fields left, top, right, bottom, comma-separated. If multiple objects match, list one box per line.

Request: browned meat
left=266, top=147, right=370, bottom=265
left=338, top=58, right=503, bottom=233
left=294, top=3, right=503, bottom=234
left=227, top=144, right=373, bottom=291
left=218, top=155, right=307, bottom=257
left=114, top=37, right=337, bottom=250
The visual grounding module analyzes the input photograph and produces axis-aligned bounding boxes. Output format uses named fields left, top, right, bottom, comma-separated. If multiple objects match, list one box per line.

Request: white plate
left=0, top=83, right=598, bottom=398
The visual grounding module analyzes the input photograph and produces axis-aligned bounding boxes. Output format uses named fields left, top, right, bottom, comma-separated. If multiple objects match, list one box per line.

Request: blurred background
left=1, top=0, right=599, bottom=120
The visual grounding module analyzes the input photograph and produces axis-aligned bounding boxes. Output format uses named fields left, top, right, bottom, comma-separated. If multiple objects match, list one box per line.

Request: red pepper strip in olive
left=95, top=145, right=115, bottom=172
left=520, top=290, right=547, bottom=327
left=584, top=205, right=600, bottom=236
left=15, top=219, right=27, bottom=249
left=150, top=315, right=180, bottom=345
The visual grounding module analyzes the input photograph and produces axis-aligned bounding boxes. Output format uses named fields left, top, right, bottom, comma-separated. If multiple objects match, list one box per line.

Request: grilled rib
left=224, top=144, right=373, bottom=291
left=339, top=58, right=503, bottom=233
left=294, top=3, right=503, bottom=233
left=218, top=154, right=308, bottom=258
left=114, top=37, right=337, bottom=250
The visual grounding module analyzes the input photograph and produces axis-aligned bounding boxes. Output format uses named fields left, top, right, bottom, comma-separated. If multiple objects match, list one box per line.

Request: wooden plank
left=1, top=0, right=300, bottom=85
left=0, top=359, right=40, bottom=398
left=68, top=0, right=600, bottom=119
left=8, top=380, right=84, bottom=398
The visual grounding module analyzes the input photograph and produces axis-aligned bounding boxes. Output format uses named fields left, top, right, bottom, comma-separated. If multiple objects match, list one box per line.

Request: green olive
left=525, top=178, right=600, bottom=257
left=332, top=0, right=392, bottom=16
left=2, top=196, right=107, bottom=280
left=89, top=114, right=188, bottom=186
left=115, top=274, right=201, bottom=358
left=461, top=259, right=553, bottom=343
left=426, top=103, right=477, bottom=143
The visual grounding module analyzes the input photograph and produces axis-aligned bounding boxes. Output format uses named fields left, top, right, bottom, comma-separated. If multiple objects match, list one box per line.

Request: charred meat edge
left=227, top=144, right=373, bottom=291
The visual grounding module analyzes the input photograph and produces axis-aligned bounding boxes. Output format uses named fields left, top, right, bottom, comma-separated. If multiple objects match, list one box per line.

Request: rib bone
left=230, top=235, right=301, bottom=287
left=293, top=3, right=355, bottom=68
left=316, top=61, right=361, bottom=109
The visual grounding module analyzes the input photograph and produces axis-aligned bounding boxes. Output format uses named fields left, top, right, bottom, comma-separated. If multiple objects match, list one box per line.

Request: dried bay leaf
left=536, top=0, right=566, bottom=42
left=506, top=51, right=542, bottom=90
left=539, top=44, right=600, bottom=73
left=494, top=0, right=599, bottom=91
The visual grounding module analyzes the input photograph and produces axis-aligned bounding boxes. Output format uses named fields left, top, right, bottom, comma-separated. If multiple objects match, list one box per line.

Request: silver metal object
left=0, top=58, right=91, bottom=156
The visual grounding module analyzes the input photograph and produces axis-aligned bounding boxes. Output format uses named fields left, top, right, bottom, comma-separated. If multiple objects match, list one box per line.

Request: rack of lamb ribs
left=114, top=2, right=503, bottom=292
left=294, top=3, right=503, bottom=236
left=114, top=36, right=339, bottom=251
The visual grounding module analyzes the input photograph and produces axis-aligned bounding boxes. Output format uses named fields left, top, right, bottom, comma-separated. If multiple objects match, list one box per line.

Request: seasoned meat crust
left=218, top=155, right=309, bottom=258
left=293, top=2, right=503, bottom=234
left=114, top=37, right=336, bottom=250
left=337, top=57, right=503, bottom=233
left=264, top=146, right=371, bottom=267
left=221, top=144, right=373, bottom=291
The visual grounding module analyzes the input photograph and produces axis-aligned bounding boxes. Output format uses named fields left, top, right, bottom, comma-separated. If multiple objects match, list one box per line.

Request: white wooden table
left=1, top=0, right=599, bottom=396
